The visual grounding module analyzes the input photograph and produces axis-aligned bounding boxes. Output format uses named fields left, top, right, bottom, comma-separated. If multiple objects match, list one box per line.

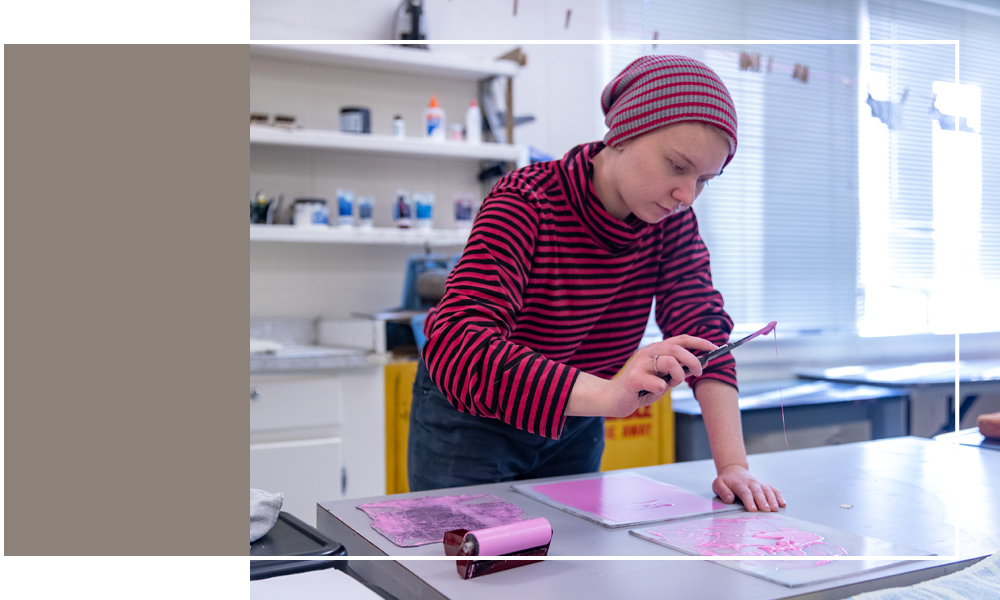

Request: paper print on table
left=511, top=472, right=742, bottom=528
left=631, top=513, right=934, bottom=587
left=356, top=494, right=528, bottom=548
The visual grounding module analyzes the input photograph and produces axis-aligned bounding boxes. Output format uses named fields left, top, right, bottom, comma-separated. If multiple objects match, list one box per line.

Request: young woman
left=408, top=55, right=785, bottom=513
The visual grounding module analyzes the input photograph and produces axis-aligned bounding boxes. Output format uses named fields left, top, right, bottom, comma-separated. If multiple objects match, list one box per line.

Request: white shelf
left=250, top=126, right=529, bottom=167
left=249, top=44, right=520, bottom=80
left=250, top=225, right=469, bottom=247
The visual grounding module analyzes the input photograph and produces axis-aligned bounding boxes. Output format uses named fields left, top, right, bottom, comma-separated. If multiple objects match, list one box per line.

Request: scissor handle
left=636, top=345, right=731, bottom=398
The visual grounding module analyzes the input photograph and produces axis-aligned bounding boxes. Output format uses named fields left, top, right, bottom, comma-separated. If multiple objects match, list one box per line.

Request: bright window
left=610, top=0, right=1000, bottom=338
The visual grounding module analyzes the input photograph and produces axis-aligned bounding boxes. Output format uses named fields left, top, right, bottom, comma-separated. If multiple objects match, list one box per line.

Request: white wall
left=250, top=1, right=609, bottom=318
left=251, top=0, right=607, bottom=43
left=250, top=0, right=609, bottom=157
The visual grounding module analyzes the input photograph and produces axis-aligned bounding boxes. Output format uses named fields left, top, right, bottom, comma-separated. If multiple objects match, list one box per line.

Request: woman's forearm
left=694, top=378, right=748, bottom=474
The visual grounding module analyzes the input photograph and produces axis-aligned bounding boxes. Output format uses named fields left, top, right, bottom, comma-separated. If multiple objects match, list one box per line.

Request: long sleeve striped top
left=422, top=142, right=735, bottom=439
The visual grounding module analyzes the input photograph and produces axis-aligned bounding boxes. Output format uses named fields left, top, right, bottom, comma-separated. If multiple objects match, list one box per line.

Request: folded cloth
left=846, top=552, right=1000, bottom=599
left=251, top=489, right=284, bottom=543
left=251, top=338, right=283, bottom=354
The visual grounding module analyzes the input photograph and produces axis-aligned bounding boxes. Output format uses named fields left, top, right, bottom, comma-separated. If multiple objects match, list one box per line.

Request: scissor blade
left=720, top=321, right=778, bottom=355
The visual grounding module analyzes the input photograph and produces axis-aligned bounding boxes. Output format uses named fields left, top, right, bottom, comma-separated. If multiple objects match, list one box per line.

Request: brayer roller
left=443, top=517, right=552, bottom=579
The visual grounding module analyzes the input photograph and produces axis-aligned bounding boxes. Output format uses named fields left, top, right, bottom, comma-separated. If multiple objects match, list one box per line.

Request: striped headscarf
left=601, top=55, right=738, bottom=167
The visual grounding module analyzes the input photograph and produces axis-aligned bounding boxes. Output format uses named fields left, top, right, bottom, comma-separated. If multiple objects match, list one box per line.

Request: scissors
left=637, top=321, right=777, bottom=398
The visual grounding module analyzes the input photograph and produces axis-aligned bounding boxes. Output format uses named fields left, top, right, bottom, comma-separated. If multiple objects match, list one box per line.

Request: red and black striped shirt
left=423, top=142, right=735, bottom=439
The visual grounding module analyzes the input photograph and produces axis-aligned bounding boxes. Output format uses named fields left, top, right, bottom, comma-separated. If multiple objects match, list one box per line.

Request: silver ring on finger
left=653, top=354, right=660, bottom=375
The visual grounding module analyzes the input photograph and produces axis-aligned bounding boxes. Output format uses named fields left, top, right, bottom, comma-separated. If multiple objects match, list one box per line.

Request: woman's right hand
left=566, top=335, right=719, bottom=418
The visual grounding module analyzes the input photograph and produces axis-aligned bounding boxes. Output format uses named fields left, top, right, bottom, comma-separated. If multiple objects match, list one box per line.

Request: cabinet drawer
left=250, top=437, right=342, bottom=526
left=249, top=375, right=343, bottom=433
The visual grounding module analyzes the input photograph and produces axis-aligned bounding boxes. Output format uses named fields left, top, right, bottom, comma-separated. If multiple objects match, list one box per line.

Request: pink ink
left=528, top=474, right=733, bottom=525
left=357, top=494, right=527, bottom=548
left=771, top=323, right=787, bottom=446
left=635, top=513, right=929, bottom=587
left=759, top=321, right=777, bottom=336
left=639, top=514, right=849, bottom=568
left=741, top=321, right=786, bottom=445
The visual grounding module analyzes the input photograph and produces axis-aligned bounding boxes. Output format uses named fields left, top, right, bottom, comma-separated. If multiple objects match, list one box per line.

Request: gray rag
left=250, top=488, right=284, bottom=543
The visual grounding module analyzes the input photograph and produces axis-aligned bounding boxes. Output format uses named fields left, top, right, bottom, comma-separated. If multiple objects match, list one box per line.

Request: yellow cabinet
left=385, top=360, right=419, bottom=495
left=600, top=394, right=674, bottom=471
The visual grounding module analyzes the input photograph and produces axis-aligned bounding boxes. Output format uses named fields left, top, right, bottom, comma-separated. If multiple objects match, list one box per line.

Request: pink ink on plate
left=356, top=494, right=528, bottom=548
left=512, top=472, right=742, bottom=528
left=631, top=513, right=933, bottom=588
left=641, top=515, right=846, bottom=565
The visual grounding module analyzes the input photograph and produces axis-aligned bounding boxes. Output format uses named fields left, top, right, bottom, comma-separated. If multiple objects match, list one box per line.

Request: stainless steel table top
left=317, top=437, right=999, bottom=600
left=794, top=360, right=1000, bottom=387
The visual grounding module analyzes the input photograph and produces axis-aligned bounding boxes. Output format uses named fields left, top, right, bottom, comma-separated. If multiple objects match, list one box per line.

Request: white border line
left=250, top=37, right=965, bottom=564
left=953, top=38, right=962, bottom=562
left=252, top=554, right=940, bottom=561
left=251, top=39, right=958, bottom=45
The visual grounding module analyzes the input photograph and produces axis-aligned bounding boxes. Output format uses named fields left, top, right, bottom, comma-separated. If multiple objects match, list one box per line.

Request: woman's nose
left=674, top=180, right=697, bottom=206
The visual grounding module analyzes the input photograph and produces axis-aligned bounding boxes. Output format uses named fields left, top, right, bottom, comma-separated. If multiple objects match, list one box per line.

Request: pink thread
left=754, top=321, right=787, bottom=446
left=773, top=324, right=787, bottom=446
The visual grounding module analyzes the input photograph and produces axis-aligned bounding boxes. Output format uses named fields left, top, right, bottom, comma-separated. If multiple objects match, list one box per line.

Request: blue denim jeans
left=407, top=359, right=604, bottom=492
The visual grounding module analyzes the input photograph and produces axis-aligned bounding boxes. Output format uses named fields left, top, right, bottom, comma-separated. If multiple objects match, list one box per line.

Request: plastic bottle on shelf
left=335, top=189, right=354, bottom=228
left=466, top=99, right=482, bottom=145
left=394, top=189, right=414, bottom=228
left=393, top=115, right=405, bottom=138
left=454, top=194, right=476, bottom=229
left=358, top=196, right=374, bottom=228
left=415, top=192, right=435, bottom=230
left=424, top=95, right=445, bottom=141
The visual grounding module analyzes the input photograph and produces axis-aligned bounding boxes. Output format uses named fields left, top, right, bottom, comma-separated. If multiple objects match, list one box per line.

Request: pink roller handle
left=463, top=517, right=552, bottom=556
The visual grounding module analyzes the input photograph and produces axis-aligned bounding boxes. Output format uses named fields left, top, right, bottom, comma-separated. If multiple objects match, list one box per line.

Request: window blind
left=608, top=0, right=861, bottom=336
left=862, top=0, right=1000, bottom=335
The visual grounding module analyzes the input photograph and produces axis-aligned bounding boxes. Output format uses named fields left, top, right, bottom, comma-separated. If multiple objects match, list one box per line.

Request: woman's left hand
left=712, top=464, right=785, bottom=512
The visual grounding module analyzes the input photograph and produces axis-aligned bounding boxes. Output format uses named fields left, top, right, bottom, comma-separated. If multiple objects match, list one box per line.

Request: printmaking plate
left=630, top=513, right=934, bottom=587
left=356, top=494, right=529, bottom=548
left=511, top=471, right=743, bottom=528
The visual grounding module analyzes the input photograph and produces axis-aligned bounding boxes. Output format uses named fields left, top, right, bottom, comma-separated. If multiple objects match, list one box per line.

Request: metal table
left=672, top=380, right=908, bottom=461
left=316, top=437, right=999, bottom=600
left=795, top=360, right=1000, bottom=438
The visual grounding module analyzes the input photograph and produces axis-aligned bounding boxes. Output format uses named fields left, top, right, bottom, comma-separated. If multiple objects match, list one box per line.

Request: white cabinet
left=250, top=438, right=343, bottom=525
left=249, top=375, right=343, bottom=432
left=249, top=369, right=385, bottom=526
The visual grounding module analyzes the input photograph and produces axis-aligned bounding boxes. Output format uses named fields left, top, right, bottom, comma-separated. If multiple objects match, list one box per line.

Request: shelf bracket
left=497, top=48, right=527, bottom=67
left=497, top=48, right=526, bottom=146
